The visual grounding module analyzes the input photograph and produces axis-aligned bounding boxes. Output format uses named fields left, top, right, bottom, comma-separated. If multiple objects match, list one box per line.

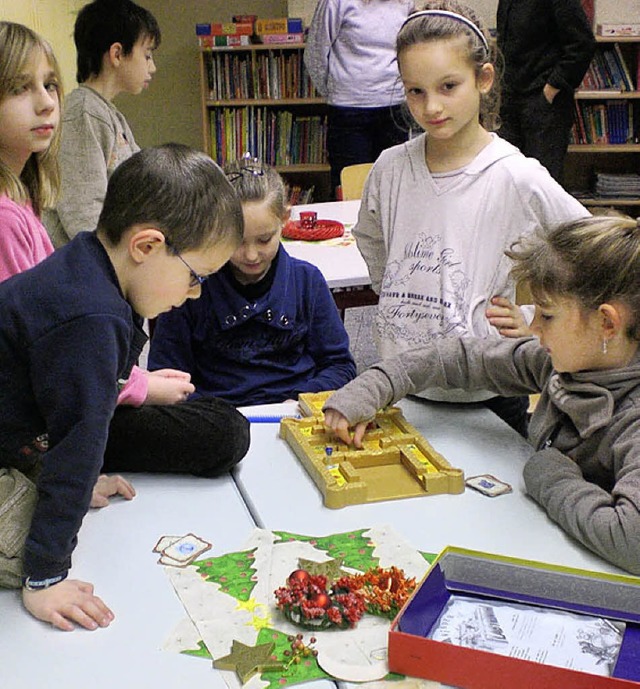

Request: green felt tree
left=273, top=529, right=378, bottom=572
left=182, top=640, right=211, bottom=659
left=193, top=547, right=258, bottom=601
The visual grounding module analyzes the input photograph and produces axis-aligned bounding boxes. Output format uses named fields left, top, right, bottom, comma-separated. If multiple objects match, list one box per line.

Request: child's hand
left=486, top=296, right=532, bottom=338
left=324, top=409, right=368, bottom=448
left=90, top=474, right=136, bottom=508
left=22, top=579, right=114, bottom=631
left=145, top=368, right=195, bottom=405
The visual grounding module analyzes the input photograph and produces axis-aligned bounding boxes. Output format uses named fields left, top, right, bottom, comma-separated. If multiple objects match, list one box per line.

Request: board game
left=279, top=392, right=465, bottom=508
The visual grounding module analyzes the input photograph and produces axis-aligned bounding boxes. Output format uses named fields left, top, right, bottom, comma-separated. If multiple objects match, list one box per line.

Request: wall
left=0, top=0, right=84, bottom=94
left=117, top=0, right=287, bottom=151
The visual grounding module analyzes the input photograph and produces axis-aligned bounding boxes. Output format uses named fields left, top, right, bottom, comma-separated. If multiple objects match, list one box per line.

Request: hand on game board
left=145, top=368, right=195, bottom=405
left=324, top=409, right=369, bottom=449
left=90, top=474, right=136, bottom=508
left=22, top=579, right=114, bottom=632
left=486, top=296, right=532, bottom=338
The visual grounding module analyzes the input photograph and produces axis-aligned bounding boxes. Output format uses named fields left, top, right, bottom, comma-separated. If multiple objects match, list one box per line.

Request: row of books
left=204, top=51, right=317, bottom=101
left=579, top=45, right=636, bottom=92
left=287, top=184, right=316, bottom=205
left=570, top=101, right=637, bottom=144
left=210, top=107, right=327, bottom=167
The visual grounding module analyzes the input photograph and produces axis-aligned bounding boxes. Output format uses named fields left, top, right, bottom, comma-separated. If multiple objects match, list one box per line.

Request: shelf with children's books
left=565, top=36, right=640, bottom=209
left=198, top=43, right=331, bottom=203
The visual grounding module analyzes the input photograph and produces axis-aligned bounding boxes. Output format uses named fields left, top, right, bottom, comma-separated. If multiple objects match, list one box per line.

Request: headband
left=401, top=9, right=489, bottom=53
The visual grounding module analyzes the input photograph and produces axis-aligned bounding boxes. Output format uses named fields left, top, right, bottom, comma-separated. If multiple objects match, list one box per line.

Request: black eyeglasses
left=226, top=153, right=265, bottom=183
left=164, top=238, right=207, bottom=288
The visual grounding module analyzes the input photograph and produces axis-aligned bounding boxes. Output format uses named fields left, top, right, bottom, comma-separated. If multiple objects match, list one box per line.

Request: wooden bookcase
left=198, top=44, right=331, bottom=202
left=565, top=36, right=640, bottom=210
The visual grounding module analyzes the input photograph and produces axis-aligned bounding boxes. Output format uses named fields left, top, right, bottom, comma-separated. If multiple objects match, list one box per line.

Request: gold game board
left=280, top=392, right=465, bottom=508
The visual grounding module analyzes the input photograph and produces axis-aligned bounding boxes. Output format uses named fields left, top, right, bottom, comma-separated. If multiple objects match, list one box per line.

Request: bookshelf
left=566, top=36, right=640, bottom=209
left=198, top=44, right=330, bottom=203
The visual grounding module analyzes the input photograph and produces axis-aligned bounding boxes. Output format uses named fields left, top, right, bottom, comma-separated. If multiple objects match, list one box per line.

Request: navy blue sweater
left=0, top=232, right=146, bottom=581
left=149, top=245, right=356, bottom=406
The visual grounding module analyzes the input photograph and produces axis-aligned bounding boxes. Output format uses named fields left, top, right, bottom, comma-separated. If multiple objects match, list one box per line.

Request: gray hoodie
left=324, top=336, right=640, bottom=575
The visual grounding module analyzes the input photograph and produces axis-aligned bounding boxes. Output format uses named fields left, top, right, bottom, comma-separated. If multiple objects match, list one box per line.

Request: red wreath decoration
left=282, top=219, right=345, bottom=241
left=335, top=566, right=416, bottom=619
left=274, top=569, right=366, bottom=630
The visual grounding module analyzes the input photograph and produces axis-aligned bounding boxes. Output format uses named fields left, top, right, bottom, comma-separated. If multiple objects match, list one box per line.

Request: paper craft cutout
left=297, top=557, right=345, bottom=583
left=162, top=526, right=435, bottom=689
left=280, top=392, right=465, bottom=508
left=214, top=640, right=284, bottom=684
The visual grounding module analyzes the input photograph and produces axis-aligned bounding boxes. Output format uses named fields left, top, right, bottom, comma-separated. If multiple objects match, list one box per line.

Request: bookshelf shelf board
left=274, top=163, right=331, bottom=173
left=206, top=98, right=326, bottom=107
left=200, top=44, right=309, bottom=53
left=580, top=197, right=640, bottom=206
left=576, top=90, right=640, bottom=99
left=568, top=143, right=640, bottom=153
left=596, top=36, right=640, bottom=43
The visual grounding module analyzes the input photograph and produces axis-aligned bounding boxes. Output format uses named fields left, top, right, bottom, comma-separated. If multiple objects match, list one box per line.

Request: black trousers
left=103, top=397, right=250, bottom=477
left=499, top=89, right=575, bottom=184
left=484, top=395, right=530, bottom=439
left=327, top=104, right=409, bottom=197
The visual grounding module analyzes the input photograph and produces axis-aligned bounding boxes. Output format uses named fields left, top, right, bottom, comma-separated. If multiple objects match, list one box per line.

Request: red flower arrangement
left=274, top=566, right=416, bottom=631
left=274, top=569, right=366, bottom=630
left=335, top=566, right=416, bottom=619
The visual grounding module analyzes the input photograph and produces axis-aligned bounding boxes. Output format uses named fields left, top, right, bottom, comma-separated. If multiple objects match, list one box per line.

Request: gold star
left=246, top=612, right=273, bottom=631
left=235, top=598, right=260, bottom=613
left=298, top=557, right=345, bottom=583
left=213, top=640, right=284, bottom=684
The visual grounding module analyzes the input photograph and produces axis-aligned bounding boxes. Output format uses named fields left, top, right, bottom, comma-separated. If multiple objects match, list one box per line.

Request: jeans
left=327, top=104, right=409, bottom=196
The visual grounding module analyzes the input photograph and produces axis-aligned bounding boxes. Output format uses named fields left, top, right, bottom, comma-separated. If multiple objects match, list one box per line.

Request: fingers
left=22, top=579, right=115, bottom=632
left=148, top=368, right=192, bottom=381
left=90, top=474, right=136, bottom=508
left=352, top=422, right=368, bottom=449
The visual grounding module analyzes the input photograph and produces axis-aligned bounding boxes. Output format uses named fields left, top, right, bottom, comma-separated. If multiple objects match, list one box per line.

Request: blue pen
left=245, top=414, right=301, bottom=423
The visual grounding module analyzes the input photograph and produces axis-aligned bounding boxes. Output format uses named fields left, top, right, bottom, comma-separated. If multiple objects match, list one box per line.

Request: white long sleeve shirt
left=304, top=0, right=412, bottom=107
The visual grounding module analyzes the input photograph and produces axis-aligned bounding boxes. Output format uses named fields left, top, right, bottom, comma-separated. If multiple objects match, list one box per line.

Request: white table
left=286, top=200, right=378, bottom=313
left=0, top=475, right=256, bottom=689
left=235, top=398, right=624, bottom=577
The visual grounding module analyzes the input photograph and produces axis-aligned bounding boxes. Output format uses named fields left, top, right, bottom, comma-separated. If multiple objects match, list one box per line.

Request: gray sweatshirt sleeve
left=55, top=111, right=113, bottom=240
left=352, top=171, right=387, bottom=293
left=304, top=0, right=339, bottom=97
left=324, top=337, right=544, bottom=422
left=524, top=421, right=640, bottom=575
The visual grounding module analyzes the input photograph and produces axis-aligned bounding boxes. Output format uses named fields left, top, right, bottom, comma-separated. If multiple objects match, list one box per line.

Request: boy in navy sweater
left=0, top=144, right=248, bottom=631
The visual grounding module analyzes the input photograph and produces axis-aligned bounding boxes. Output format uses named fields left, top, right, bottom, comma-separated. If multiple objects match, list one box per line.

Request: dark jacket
left=149, top=244, right=356, bottom=406
left=497, top=0, right=596, bottom=96
left=0, top=232, right=146, bottom=581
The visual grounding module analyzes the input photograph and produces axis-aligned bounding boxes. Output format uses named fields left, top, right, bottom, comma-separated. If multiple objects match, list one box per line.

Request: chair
left=339, top=163, right=373, bottom=200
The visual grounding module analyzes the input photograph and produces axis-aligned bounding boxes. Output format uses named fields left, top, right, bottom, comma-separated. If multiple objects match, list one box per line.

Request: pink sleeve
left=117, top=365, right=149, bottom=406
left=0, top=197, right=54, bottom=282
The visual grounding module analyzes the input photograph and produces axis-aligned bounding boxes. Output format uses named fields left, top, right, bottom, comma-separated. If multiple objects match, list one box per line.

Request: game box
left=388, top=547, right=640, bottom=689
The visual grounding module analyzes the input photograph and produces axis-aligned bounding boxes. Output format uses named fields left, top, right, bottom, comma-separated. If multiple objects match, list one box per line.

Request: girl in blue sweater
left=149, top=158, right=356, bottom=406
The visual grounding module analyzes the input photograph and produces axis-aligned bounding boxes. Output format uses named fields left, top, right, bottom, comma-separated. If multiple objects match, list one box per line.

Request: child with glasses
left=149, top=158, right=357, bottom=406
left=0, top=144, right=250, bottom=631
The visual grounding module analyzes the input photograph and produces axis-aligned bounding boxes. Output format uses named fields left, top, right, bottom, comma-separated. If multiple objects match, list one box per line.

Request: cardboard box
left=255, top=33, right=304, bottom=44
left=597, top=23, right=640, bottom=37
left=255, top=18, right=304, bottom=35
left=389, top=547, right=640, bottom=689
left=195, top=22, right=254, bottom=36
left=198, top=35, right=252, bottom=48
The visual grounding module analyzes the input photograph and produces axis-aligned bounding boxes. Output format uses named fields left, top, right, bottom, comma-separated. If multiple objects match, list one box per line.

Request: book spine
left=597, top=23, right=640, bottom=37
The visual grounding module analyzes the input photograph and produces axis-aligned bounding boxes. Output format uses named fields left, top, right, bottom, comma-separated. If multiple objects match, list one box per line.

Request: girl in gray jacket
left=324, top=214, right=640, bottom=575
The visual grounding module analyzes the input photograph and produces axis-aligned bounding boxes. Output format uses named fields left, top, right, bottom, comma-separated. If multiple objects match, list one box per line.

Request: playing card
left=465, top=474, right=513, bottom=497
left=160, top=533, right=212, bottom=564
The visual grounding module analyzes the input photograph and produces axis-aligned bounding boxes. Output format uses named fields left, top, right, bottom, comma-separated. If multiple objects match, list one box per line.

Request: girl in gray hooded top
left=324, top=214, right=640, bottom=575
